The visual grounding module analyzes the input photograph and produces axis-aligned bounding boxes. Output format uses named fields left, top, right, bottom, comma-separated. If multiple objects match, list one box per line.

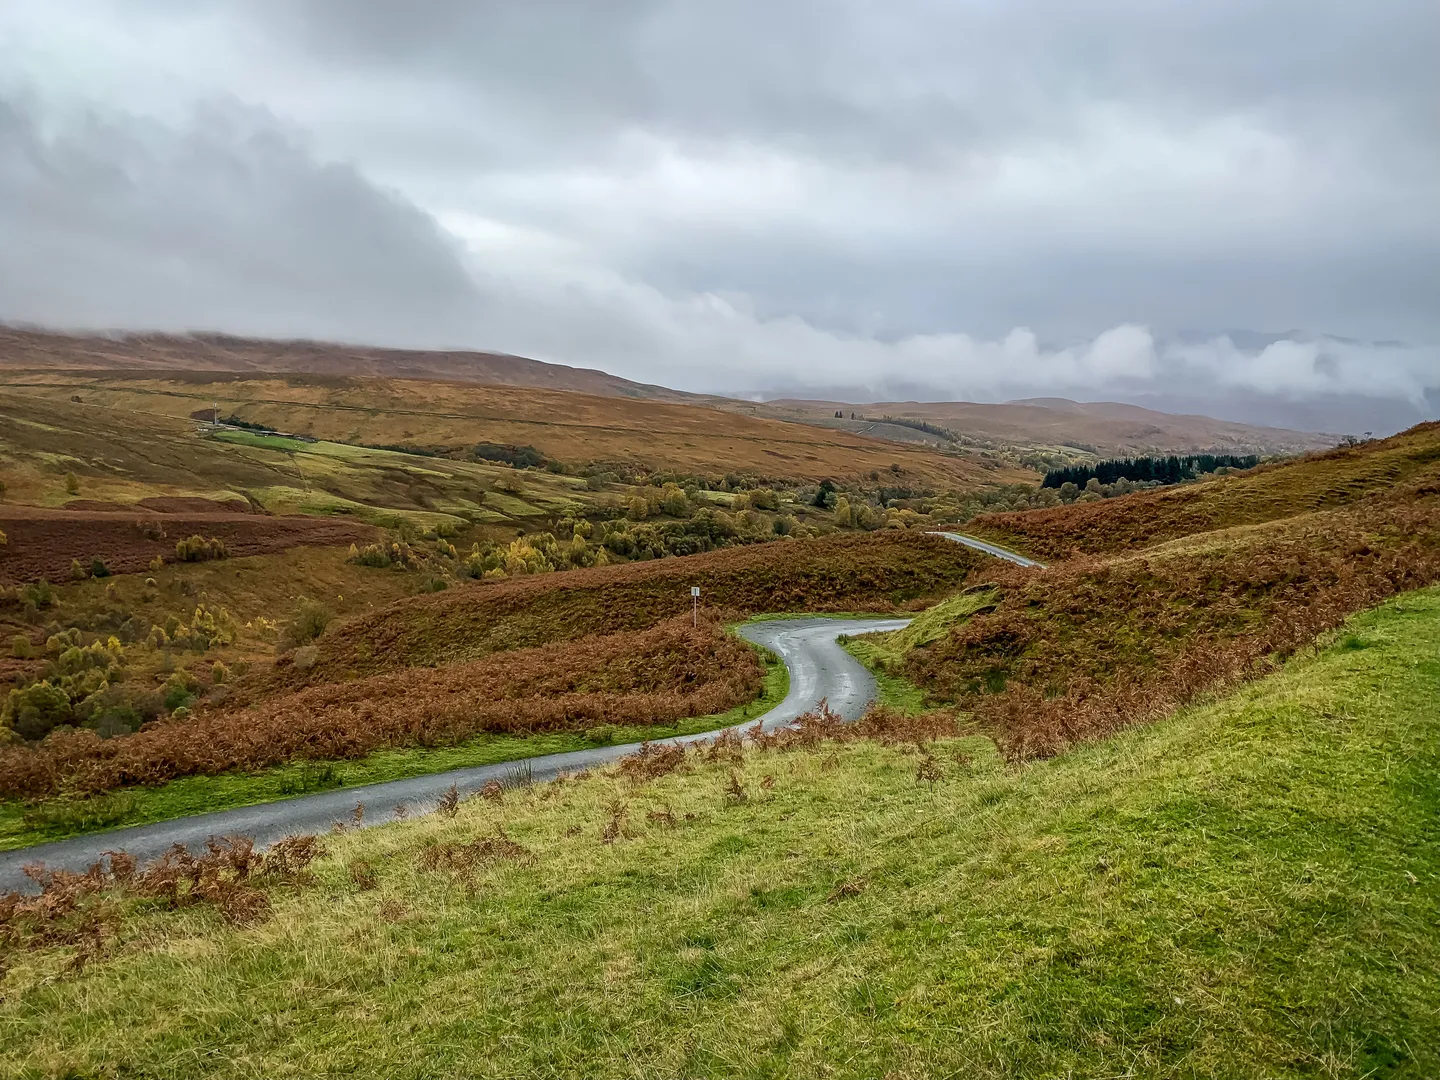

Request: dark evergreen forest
left=1042, top=453, right=1259, bottom=489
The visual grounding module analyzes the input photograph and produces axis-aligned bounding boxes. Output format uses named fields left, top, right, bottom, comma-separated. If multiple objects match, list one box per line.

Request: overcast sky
left=2, top=2, right=1437, bottom=431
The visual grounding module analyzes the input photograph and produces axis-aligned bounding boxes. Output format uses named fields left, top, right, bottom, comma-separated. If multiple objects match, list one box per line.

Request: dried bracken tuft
left=915, top=752, right=943, bottom=786
left=417, top=828, right=535, bottom=882
left=377, top=899, right=409, bottom=922
left=724, top=771, right=748, bottom=804
left=600, top=799, right=628, bottom=844
left=1, top=833, right=326, bottom=964
left=617, top=740, right=687, bottom=782
left=705, top=727, right=745, bottom=763
left=348, top=860, right=379, bottom=891
left=827, top=877, right=868, bottom=903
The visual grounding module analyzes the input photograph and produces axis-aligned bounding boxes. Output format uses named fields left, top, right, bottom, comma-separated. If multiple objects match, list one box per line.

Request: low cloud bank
left=2, top=93, right=1434, bottom=436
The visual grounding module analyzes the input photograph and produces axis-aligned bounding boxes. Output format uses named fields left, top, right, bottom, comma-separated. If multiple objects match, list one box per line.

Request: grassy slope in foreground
left=0, top=643, right=788, bottom=852
left=6, top=592, right=1439, bottom=1078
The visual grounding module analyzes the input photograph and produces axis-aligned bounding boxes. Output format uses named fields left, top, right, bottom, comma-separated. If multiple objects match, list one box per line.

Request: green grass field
left=5, top=590, right=1436, bottom=1078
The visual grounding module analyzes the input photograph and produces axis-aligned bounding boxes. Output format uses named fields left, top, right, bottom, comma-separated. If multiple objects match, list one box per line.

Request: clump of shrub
left=18, top=580, right=55, bottom=612
left=145, top=605, right=236, bottom=653
left=471, top=442, right=544, bottom=469
left=0, top=632, right=158, bottom=742
left=175, top=535, right=229, bottom=562
left=162, top=671, right=200, bottom=714
left=659, top=483, right=691, bottom=518
left=455, top=534, right=613, bottom=581
left=279, top=599, right=333, bottom=652
left=3, top=682, right=73, bottom=741
left=746, top=488, right=780, bottom=512
left=80, top=683, right=163, bottom=738
left=832, top=497, right=882, bottom=530
left=348, top=539, right=419, bottom=569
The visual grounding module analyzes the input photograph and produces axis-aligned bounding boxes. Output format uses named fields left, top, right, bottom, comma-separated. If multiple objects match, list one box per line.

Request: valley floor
left=3, top=590, right=1439, bottom=1078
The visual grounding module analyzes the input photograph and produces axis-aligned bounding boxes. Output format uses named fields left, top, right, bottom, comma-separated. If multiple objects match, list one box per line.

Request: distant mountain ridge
left=752, top=397, right=1333, bottom=458
left=1, top=324, right=1333, bottom=459
left=0, top=325, right=715, bottom=405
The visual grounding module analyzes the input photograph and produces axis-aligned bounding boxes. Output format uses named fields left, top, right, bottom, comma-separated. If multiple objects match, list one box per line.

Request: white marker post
left=691, top=585, right=700, bottom=627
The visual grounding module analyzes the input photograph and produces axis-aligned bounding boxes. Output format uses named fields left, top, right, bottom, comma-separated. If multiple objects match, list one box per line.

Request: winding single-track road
left=0, top=616, right=908, bottom=890
left=0, top=531, right=1040, bottom=890
left=931, top=530, right=1046, bottom=568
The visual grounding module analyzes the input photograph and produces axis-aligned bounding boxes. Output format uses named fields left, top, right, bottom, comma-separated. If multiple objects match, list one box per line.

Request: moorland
left=1, top=329, right=1437, bottom=1077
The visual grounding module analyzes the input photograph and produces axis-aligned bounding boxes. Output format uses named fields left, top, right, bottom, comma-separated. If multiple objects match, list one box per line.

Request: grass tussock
left=0, top=616, right=763, bottom=799
left=416, top=828, right=535, bottom=885
left=909, top=495, right=1440, bottom=757
left=972, top=420, right=1440, bottom=560
left=260, top=531, right=980, bottom=691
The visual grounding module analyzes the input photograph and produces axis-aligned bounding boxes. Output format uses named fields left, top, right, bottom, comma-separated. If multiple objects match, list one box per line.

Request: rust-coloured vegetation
left=0, top=505, right=374, bottom=587
left=971, top=422, right=1440, bottom=561
left=1, top=834, right=323, bottom=970
left=259, top=531, right=980, bottom=692
left=0, top=617, right=762, bottom=799
left=416, top=828, right=535, bottom=884
left=908, top=493, right=1440, bottom=758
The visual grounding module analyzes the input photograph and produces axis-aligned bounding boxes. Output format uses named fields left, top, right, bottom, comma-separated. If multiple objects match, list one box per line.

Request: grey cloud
left=0, top=94, right=486, bottom=345
left=0, top=3, right=1437, bottom=436
left=252, top=0, right=1440, bottom=164
left=219, top=0, right=1438, bottom=346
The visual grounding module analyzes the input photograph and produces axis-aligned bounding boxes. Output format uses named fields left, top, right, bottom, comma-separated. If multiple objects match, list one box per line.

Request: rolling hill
left=968, top=422, right=1440, bottom=561
left=2, top=326, right=1331, bottom=462
left=755, top=396, right=1333, bottom=457
left=0, top=369, right=1026, bottom=489
left=1, top=343, right=1436, bottom=1079
left=848, top=421, right=1440, bottom=759
left=0, top=325, right=708, bottom=403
